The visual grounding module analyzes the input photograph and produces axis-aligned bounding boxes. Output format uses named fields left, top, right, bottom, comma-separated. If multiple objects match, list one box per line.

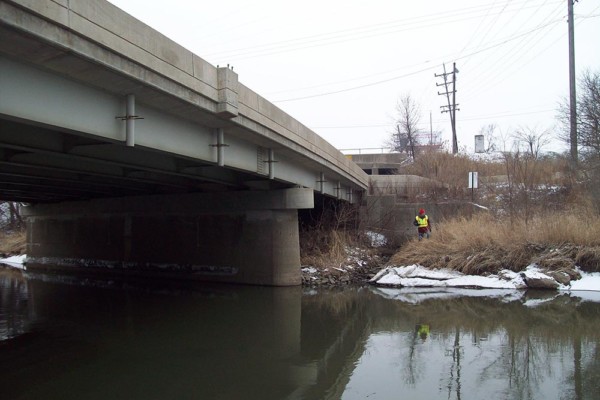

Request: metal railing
left=339, top=147, right=396, bottom=155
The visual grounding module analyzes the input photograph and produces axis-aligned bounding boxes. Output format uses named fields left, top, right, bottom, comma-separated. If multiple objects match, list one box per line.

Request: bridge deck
left=0, top=0, right=367, bottom=203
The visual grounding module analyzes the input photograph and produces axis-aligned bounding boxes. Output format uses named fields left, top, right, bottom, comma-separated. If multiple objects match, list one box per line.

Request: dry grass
left=390, top=208, right=600, bottom=274
left=0, top=229, right=26, bottom=255
left=405, top=151, right=506, bottom=190
left=300, top=229, right=354, bottom=270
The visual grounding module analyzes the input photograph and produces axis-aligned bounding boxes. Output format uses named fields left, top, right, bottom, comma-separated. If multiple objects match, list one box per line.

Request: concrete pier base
left=22, top=188, right=314, bottom=286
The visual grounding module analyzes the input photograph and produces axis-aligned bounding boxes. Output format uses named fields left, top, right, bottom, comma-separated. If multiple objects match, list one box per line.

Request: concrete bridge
left=0, top=0, right=368, bottom=285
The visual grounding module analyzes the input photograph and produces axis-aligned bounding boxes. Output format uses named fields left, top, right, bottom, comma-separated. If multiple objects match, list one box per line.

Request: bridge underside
left=0, top=1, right=367, bottom=286
left=22, top=188, right=313, bottom=286
left=0, top=57, right=347, bottom=286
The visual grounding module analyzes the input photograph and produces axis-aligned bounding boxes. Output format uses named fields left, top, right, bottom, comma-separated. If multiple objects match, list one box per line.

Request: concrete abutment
left=22, top=188, right=314, bottom=286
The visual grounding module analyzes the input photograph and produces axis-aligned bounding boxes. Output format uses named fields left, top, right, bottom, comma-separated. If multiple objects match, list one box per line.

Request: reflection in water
left=343, top=288, right=600, bottom=400
left=0, top=269, right=599, bottom=400
left=0, top=269, right=31, bottom=340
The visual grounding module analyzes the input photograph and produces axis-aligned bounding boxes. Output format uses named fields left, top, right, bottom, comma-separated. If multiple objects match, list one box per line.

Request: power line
left=206, top=0, right=561, bottom=62
left=457, top=0, right=502, bottom=64
left=309, top=107, right=557, bottom=130
left=461, top=24, right=566, bottom=103
left=264, top=59, right=434, bottom=96
left=460, top=4, right=599, bottom=103
left=271, top=19, right=563, bottom=103
left=462, top=0, right=516, bottom=70
left=460, top=0, right=549, bottom=72
left=272, top=65, right=439, bottom=102
left=460, top=2, right=565, bottom=99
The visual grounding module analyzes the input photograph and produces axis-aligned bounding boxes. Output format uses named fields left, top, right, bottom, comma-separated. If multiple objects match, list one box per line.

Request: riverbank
left=0, top=230, right=25, bottom=256
left=2, top=220, right=598, bottom=291
left=2, top=250, right=599, bottom=292
left=300, top=230, right=389, bottom=286
left=300, top=239, right=600, bottom=292
left=372, top=245, right=600, bottom=290
left=302, top=209, right=600, bottom=291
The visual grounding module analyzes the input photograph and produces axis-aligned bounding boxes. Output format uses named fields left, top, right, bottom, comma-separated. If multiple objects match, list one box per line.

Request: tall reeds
left=390, top=208, right=600, bottom=274
left=0, top=229, right=26, bottom=255
left=300, top=228, right=354, bottom=269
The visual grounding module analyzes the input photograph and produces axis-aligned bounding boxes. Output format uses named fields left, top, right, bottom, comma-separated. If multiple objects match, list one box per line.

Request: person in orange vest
left=413, top=208, right=431, bottom=240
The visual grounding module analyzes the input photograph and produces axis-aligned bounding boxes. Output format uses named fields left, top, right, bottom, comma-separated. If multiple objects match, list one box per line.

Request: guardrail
left=339, top=147, right=396, bottom=155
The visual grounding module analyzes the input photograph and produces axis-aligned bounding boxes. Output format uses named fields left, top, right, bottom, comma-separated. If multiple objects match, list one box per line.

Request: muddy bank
left=301, top=246, right=387, bottom=286
left=302, top=243, right=600, bottom=290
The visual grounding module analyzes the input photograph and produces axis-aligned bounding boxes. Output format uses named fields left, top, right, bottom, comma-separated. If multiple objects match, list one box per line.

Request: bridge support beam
left=22, top=188, right=313, bottom=286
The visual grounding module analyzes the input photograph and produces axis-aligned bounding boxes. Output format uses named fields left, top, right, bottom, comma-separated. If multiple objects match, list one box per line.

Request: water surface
left=1, top=268, right=599, bottom=399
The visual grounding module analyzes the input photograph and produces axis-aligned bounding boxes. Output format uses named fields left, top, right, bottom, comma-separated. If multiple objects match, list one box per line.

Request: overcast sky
left=107, top=0, right=599, bottom=154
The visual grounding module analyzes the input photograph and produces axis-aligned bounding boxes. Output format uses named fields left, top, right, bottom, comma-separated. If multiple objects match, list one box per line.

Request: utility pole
left=436, top=62, right=459, bottom=154
left=429, top=111, right=433, bottom=145
left=568, top=0, right=578, bottom=166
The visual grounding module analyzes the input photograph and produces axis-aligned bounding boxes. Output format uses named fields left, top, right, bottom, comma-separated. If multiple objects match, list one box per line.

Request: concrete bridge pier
left=22, top=188, right=314, bottom=286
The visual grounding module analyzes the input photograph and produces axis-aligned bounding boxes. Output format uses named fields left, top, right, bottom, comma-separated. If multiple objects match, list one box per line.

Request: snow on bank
left=371, top=264, right=600, bottom=293
left=3, top=253, right=598, bottom=298
left=570, top=273, right=600, bottom=291
left=370, top=264, right=524, bottom=289
left=366, top=231, right=387, bottom=247
left=0, top=254, right=26, bottom=270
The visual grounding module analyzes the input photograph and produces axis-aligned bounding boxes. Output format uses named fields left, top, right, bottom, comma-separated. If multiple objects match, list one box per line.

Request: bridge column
left=22, top=188, right=313, bottom=286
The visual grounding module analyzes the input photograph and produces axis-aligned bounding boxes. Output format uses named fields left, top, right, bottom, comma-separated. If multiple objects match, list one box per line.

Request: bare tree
left=498, top=127, right=552, bottom=223
left=388, top=94, right=422, bottom=160
left=558, top=71, right=600, bottom=209
left=558, top=70, right=600, bottom=158
left=0, top=202, right=24, bottom=230
left=513, top=126, right=552, bottom=159
left=478, top=123, right=499, bottom=153
left=577, top=71, right=600, bottom=157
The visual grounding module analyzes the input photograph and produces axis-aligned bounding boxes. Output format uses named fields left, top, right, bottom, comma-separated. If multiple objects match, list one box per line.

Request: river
left=1, top=268, right=599, bottom=399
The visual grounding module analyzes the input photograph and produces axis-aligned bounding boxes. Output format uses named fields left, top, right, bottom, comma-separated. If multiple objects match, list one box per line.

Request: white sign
left=468, top=172, right=478, bottom=189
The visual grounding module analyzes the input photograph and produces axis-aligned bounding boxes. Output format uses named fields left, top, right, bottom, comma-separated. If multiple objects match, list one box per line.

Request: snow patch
left=366, top=231, right=387, bottom=247
left=372, top=264, right=600, bottom=293
left=569, top=271, right=600, bottom=292
left=0, top=254, right=26, bottom=270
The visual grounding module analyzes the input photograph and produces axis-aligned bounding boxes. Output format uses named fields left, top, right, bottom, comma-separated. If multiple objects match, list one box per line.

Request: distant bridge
left=0, top=0, right=368, bottom=285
